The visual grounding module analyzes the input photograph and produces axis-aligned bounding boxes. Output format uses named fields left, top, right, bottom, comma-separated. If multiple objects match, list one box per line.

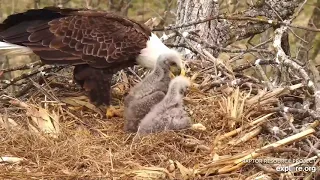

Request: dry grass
left=0, top=62, right=318, bottom=180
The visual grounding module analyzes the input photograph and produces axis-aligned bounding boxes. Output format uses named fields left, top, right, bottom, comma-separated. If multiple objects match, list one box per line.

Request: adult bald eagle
left=0, top=7, right=184, bottom=118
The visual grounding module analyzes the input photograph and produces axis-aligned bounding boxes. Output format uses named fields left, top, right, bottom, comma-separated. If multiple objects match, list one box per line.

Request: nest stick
left=216, top=127, right=315, bottom=174
left=219, top=113, right=274, bottom=140
left=0, top=60, right=42, bottom=73
left=255, top=62, right=273, bottom=90
left=228, top=126, right=262, bottom=146
left=273, top=24, right=315, bottom=92
left=0, top=65, right=58, bottom=90
left=234, top=128, right=315, bottom=164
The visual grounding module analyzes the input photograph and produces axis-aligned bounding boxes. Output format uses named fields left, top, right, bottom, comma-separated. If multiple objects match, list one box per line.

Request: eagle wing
left=0, top=8, right=151, bottom=68
left=0, top=7, right=153, bottom=106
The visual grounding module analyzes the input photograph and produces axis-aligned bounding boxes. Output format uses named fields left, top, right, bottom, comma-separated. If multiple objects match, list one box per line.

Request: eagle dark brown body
left=0, top=7, right=152, bottom=106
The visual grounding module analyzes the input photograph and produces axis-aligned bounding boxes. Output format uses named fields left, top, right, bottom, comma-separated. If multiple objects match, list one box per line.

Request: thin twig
left=233, top=59, right=278, bottom=72
left=0, top=65, right=61, bottom=90
left=153, top=15, right=320, bottom=32
left=187, top=35, right=273, bottom=54
left=0, top=60, right=43, bottom=73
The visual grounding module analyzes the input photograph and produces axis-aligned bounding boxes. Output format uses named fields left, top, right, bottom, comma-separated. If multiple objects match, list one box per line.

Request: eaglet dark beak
left=169, top=65, right=186, bottom=78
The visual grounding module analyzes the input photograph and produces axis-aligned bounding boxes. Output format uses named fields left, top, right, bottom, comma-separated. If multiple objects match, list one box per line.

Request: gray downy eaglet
left=123, top=49, right=184, bottom=132
left=136, top=75, right=192, bottom=136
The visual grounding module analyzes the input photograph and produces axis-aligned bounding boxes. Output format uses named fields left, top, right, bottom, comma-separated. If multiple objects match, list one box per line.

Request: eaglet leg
left=124, top=91, right=165, bottom=132
left=73, top=64, right=122, bottom=119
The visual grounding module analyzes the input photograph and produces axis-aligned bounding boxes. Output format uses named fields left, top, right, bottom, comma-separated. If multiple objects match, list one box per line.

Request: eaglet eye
left=165, top=60, right=176, bottom=66
left=170, top=61, right=176, bottom=66
left=179, top=88, right=186, bottom=96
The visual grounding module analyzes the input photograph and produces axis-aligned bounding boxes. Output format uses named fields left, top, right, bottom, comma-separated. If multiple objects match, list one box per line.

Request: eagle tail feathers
left=0, top=42, right=32, bottom=55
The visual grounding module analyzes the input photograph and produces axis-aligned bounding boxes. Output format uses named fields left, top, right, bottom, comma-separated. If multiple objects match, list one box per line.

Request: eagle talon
left=106, top=106, right=123, bottom=119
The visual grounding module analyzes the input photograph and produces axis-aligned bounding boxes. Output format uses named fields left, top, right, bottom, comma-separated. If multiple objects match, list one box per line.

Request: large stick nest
left=0, top=56, right=319, bottom=179
left=1, top=11, right=320, bottom=179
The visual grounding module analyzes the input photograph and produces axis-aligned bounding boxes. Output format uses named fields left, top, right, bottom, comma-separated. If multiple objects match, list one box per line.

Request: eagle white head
left=137, top=33, right=185, bottom=74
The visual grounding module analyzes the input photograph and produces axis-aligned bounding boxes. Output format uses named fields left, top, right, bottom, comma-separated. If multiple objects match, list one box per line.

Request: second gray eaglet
left=136, top=76, right=192, bottom=136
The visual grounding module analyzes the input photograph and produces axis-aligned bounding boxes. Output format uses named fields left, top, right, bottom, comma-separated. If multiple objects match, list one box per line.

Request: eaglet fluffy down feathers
left=123, top=49, right=184, bottom=132
left=136, top=75, right=192, bottom=136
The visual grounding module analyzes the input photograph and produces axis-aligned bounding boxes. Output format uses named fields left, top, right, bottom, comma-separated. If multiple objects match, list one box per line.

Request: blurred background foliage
left=0, top=0, right=178, bottom=24
left=0, top=0, right=319, bottom=61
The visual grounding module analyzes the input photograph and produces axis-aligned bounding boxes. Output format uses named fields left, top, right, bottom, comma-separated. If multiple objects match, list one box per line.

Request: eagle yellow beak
left=189, top=84, right=199, bottom=91
left=180, top=68, right=186, bottom=76
left=169, top=66, right=186, bottom=78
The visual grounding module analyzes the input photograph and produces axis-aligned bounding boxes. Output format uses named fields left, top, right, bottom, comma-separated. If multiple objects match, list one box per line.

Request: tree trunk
left=174, top=0, right=304, bottom=59
left=175, top=0, right=224, bottom=58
